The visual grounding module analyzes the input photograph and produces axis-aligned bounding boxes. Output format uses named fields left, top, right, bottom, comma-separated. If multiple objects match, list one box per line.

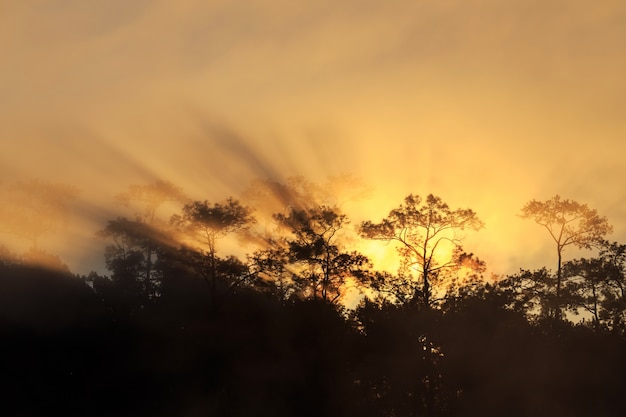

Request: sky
left=1, top=0, right=626, bottom=276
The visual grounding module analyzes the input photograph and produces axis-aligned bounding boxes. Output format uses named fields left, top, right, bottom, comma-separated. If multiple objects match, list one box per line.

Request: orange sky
left=2, top=0, right=626, bottom=276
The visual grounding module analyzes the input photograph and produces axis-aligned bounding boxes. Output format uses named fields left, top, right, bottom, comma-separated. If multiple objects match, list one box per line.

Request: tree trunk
left=555, top=248, right=562, bottom=320
left=423, top=274, right=431, bottom=309
left=211, top=251, right=216, bottom=308
left=592, top=281, right=600, bottom=330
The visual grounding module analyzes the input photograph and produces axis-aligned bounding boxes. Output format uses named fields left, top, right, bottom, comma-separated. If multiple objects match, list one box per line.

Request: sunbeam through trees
left=1, top=177, right=625, bottom=416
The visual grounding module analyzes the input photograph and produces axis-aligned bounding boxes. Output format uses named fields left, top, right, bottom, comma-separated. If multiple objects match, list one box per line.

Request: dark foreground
left=1, top=261, right=625, bottom=417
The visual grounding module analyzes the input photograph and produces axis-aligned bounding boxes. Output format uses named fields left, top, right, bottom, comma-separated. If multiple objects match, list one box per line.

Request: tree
left=241, top=175, right=372, bottom=248
left=521, top=195, right=612, bottom=319
left=360, top=194, right=484, bottom=308
left=114, top=180, right=188, bottom=289
left=261, top=205, right=371, bottom=304
left=597, top=242, right=626, bottom=332
left=499, top=268, right=560, bottom=321
left=564, top=241, right=626, bottom=332
left=96, top=217, right=175, bottom=305
left=563, top=258, right=606, bottom=329
left=171, top=198, right=255, bottom=305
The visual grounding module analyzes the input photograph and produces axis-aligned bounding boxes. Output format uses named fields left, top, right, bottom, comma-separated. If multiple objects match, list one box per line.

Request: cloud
left=1, top=0, right=625, bottom=274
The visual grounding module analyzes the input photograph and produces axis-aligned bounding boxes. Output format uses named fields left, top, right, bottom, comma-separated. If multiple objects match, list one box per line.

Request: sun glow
left=358, top=240, right=400, bottom=273
left=2, top=0, right=625, bottom=279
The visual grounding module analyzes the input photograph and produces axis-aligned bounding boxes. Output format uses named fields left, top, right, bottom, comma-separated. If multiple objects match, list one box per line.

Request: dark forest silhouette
left=1, top=178, right=625, bottom=416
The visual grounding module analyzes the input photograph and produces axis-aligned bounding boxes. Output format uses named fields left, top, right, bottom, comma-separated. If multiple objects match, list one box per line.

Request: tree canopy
left=521, top=194, right=612, bottom=318
left=360, top=194, right=484, bottom=307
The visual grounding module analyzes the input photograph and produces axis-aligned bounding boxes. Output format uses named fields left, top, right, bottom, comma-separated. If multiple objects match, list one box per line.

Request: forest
left=1, top=177, right=625, bottom=417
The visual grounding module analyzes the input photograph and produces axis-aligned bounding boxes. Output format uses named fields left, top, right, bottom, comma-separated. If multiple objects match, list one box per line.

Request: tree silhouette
left=563, top=241, right=626, bottom=332
left=262, top=205, right=371, bottom=303
left=241, top=175, right=372, bottom=248
left=115, top=180, right=188, bottom=286
left=499, top=268, right=559, bottom=321
left=171, top=198, right=255, bottom=305
left=95, top=217, right=176, bottom=314
left=360, top=194, right=484, bottom=307
left=597, top=242, right=626, bottom=333
left=563, top=258, right=606, bottom=329
left=521, top=195, right=612, bottom=319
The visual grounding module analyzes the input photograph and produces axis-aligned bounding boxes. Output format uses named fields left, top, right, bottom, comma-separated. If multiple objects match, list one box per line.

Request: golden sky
left=2, top=0, right=626, bottom=275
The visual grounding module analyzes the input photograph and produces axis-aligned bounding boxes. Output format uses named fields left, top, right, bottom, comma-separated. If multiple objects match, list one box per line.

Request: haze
left=2, top=0, right=625, bottom=276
